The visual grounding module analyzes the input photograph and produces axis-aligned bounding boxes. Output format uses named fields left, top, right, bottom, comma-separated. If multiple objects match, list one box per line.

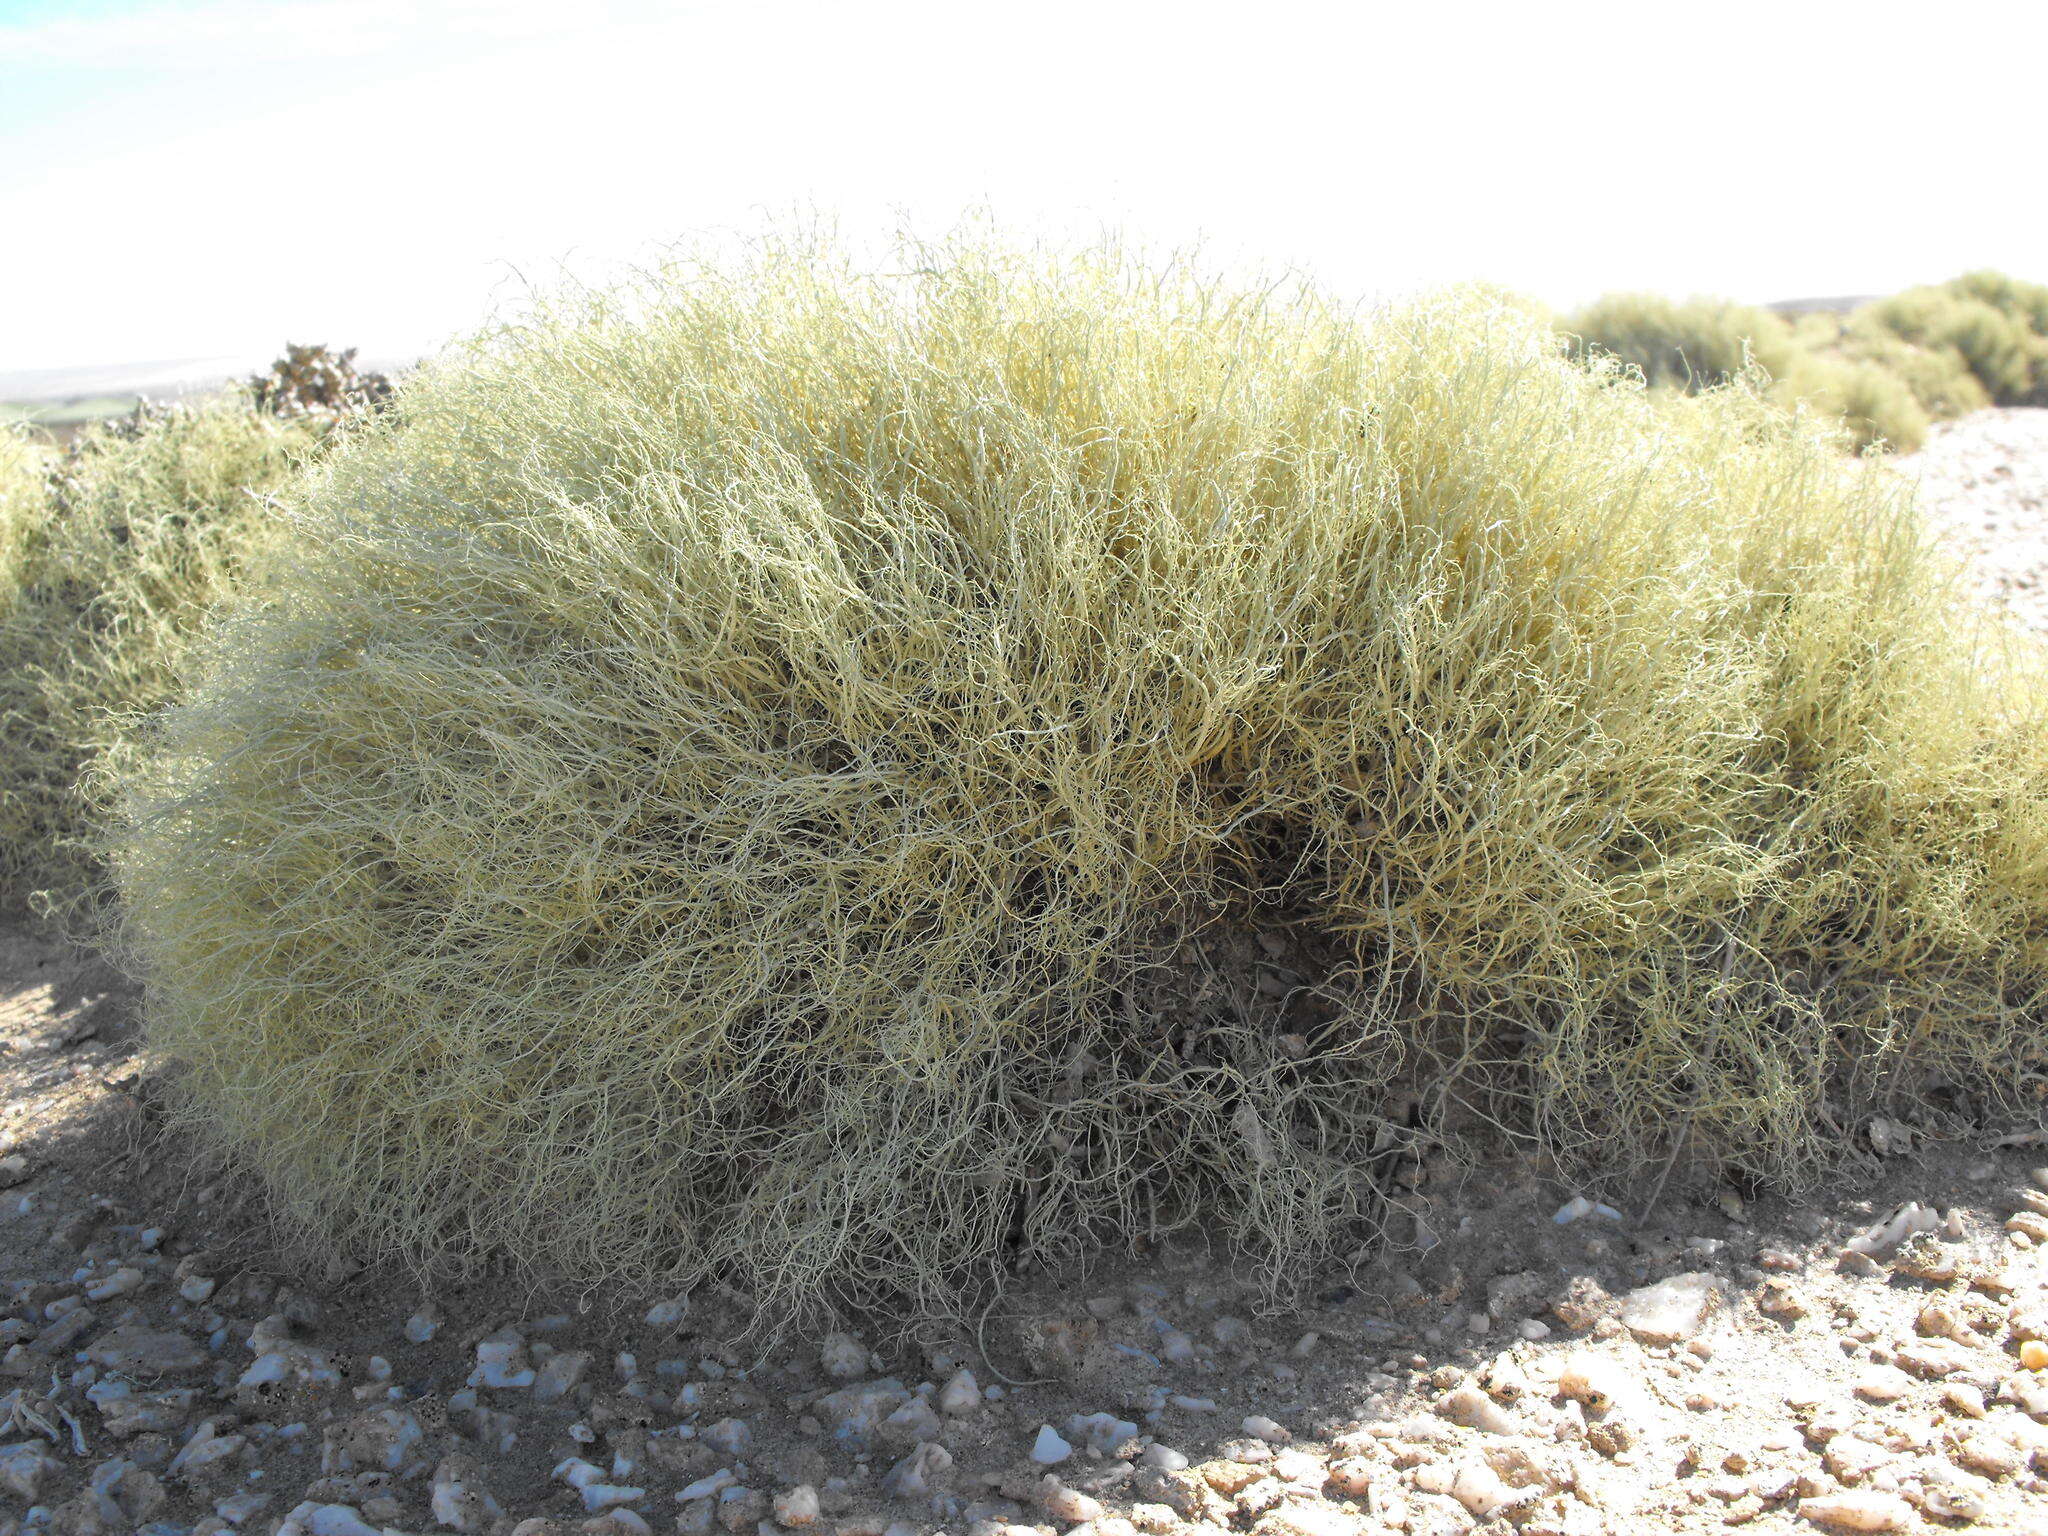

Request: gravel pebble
left=1031, top=1424, right=1072, bottom=1465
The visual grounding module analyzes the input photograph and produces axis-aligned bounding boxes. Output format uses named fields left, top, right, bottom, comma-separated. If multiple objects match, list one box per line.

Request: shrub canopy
left=1564, top=293, right=1800, bottom=392
left=1567, top=271, right=2048, bottom=451
left=0, top=428, right=44, bottom=596
left=118, top=238, right=2048, bottom=1319
left=0, top=401, right=315, bottom=910
left=1865, top=287, right=2045, bottom=407
left=1818, top=313, right=1992, bottom=423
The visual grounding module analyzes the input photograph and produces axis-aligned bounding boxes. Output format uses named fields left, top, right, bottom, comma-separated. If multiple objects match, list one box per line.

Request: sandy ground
left=3, top=416, right=2048, bottom=1536
left=1894, top=408, right=2048, bottom=636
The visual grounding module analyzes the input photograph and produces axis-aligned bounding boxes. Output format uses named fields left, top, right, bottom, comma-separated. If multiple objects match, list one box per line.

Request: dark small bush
left=249, top=343, right=394, bottom=422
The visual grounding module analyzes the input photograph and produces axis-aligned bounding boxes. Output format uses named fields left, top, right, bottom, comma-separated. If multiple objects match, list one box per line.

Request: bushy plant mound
left=1563, top=293, right=1801, bottom=391
left=1797, top=312, right=1992, bottom=425
left=118, top=239, right=2048, bottom=1318
left=1863, top=276, right=2048, bottom=407
left=1773, top=349, right=1930, bottom=454
left=0, top=428, right=45, bottom=594
left=0, top=400, right=317, bottom=910
left=1561, top=293, right=1931, bottom=450
left=1565, top=272, right=2048, bottom=453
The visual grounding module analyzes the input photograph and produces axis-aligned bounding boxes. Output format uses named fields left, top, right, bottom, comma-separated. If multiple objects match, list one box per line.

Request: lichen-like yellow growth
left=0, top=402, right=315, bottom=913
left=116, top=235, right=2048, bottom=1321
left=0, top=427, right=45, bottom=596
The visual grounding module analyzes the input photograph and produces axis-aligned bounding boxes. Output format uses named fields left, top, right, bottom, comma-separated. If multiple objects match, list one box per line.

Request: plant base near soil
left=115, top=234, right=2048, bottom=1324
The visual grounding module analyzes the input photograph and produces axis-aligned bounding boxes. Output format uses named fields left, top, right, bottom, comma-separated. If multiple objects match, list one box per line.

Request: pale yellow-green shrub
left=0, top=428, right=45, bottom=596
left=1566, top=279, right=2048, bottom=451
left=1775, top=350, right=1930, bottom=452
left=0, top=401, right=317, bottom=912
left=1563, top=294, right=1931, bottom=450
left=117, top=237, right=2048, bottom=1319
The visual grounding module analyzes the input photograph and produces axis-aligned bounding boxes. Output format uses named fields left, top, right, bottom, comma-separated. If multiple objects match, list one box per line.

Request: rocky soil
left=4, top=413, right=2048, bottom=1536
left=1896, top=407, right=2048, bottom=636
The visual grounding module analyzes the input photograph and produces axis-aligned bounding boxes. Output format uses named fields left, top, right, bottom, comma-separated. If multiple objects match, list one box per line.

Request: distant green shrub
left=1564, top=296, right=1931, bottom=450
left=1950, top=269, right=2048, bottom=339
left=1863, top=286, right=2046, bottom=406
left=1564, top=294, right=1799, bottom=391
left=1776, top=351, right=1929, bottom=453
left=1843, top=320, right=1992, bottom=421
left=0, top=399, right=318, bottom=912
left=1568, top=273, right=2048, bottom=451
left=1942, top=271, right=2048, bottom=403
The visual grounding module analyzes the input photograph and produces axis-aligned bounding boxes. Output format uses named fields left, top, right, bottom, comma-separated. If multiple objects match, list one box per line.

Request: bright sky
left=2, top=0, right=2044, bottom=373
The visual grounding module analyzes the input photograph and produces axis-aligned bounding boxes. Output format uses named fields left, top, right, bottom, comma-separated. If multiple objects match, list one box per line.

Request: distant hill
left=0, top=355, right=266, bottom=407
